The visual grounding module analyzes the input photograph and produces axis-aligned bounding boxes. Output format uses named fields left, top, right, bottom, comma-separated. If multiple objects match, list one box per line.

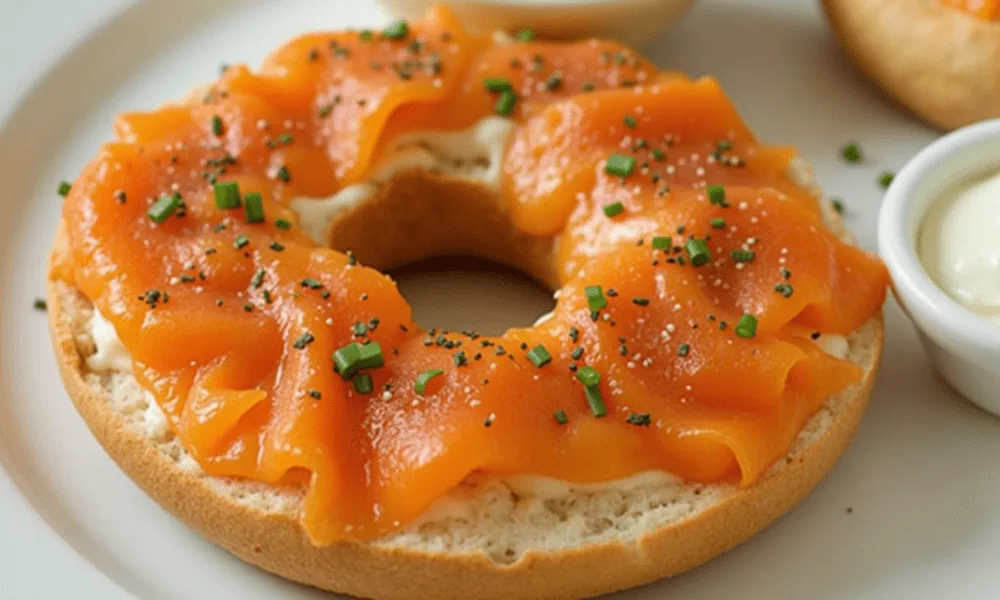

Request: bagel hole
left=389, top=256, right=556, bottom=336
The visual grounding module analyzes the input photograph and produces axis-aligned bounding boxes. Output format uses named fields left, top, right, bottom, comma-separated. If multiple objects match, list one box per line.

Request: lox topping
left=941, top=0, right=1000, bottom=19
left=53, top=6, right=888, bottom=544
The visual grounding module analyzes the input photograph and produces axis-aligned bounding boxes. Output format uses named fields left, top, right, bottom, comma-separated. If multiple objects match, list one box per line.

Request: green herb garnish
left=735, top=314, right=758, bottom=339
left=626, top=413, right=651, bottom=427
left=602, top=201, right=625, bottom=218
left=415, top=369, right=444, bottom=394
left=332, top=341, right=384, bottom=378
left=148, top=193, right=183, bottom=223
left=213, top=181, right=241, bottom=209
left=585, top=285, right=607, bottom=312
left=841, top=142, right=862, bottom=163
left=604, top=153, right=636, bottom=178
left=483, top=77, right=512, bottom=92
left=526, top=344, right=552, bottom=367
left=243, top=192, right=265, bottom=223
left=352, top=373, right=373, bottom=394
left=383, top=20, right=409, bottom=40
left=495, top=89, right=517, bottom=117
left=685, top=239, right=711, bottom=266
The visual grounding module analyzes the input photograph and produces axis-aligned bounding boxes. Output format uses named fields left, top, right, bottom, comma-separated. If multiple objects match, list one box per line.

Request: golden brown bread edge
left=823, top=0, right=1000, bottom=131
left=47, top=167, right=883, bottom=600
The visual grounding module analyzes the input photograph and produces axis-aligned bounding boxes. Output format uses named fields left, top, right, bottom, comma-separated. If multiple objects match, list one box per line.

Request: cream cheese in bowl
left=918, top=171, right=1000, bottom=325
left=879, top=118, right=1000, bottom=416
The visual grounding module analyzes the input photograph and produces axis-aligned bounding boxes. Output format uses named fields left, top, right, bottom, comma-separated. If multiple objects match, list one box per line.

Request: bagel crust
left=824, top=0, right=1000, bottom=130
left=47, top=164, right=883, bottom=599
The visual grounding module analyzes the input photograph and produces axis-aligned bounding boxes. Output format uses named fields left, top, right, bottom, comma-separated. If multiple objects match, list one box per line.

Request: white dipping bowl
left=879, top=119, right=1000, bottom=416
left=376, top=0, right=696, bottom=47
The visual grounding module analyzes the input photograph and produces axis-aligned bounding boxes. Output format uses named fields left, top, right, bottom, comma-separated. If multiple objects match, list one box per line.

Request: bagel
left=47, top=6, right=888, bottom=598
left=823, top=0, right=1000, bottom=130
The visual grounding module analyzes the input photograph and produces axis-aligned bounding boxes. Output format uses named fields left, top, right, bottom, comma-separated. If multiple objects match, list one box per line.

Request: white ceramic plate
left=2, top=0, right=999, bottom=598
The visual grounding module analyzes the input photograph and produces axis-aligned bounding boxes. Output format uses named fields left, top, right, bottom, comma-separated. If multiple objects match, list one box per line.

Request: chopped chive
left=735, top=314, right=758, bottom=338
left=495, top=89, right=517, bottom=117
left=730, top=249, right=755, bottom=263
left=554, top=410, right=569, bottom=425
left=483, top=77, right=512, bottom=92
left=626, top=413, right=651, bottom=427
left=575, top=365, right=601, bottom=387
left=604, top=153, right=636, bottom=177
left=57, top=181, right=72, bottom=197
left=774, top=283, right=794, bottom=298
left=711, top=217, right=726, bottom=229
left=352, top=373, right=373, bottom=394
left=211, top=115, right=224, bottom=136
left=515, top=27, right=535, bottom=41
left=632, top=297, right=650, bottom=307
left=301, top=278, right=322, bottom=289
left=841, top=142, right=862, bottom=163
left=262, top=289, right=273, bottom=304
left=879, top=171, right=894, bottom=188
left=293, top=332, right=315, bottom=349
left=651, top=148, right=665, bottom=161
left=652, top=236, right=672, bottom=251
left=526, top=344, right=552, bottom=367
left=308, top=389, right=322, bottom=399
left=677, top=343, right=690, bottom=357
left=584, top=385, right=607, bottom=418
left=278, top=133, right=294, bottom=145
left=623, top=115, right=637, bottom=129
left=717, top=140, right=732, bottom=151
left=359, top=29, right=373, bottom=41
left=148, top=193, right=183, bottom=223
left=685, top=239, right=711, bottom=266
left=602, top=201, right=625, bottom=218
left=707, top=184, right=726, bottom=205
left=415, top=369, right=444, bottom=394
left=213, top=181, right=241, bottom=209
left=831, top=198, right=845, bottom=214
left=33, top=298, right=47, bottom=311
left=275, top=166, right=290, bottom=183
left=453, top=350, right=468, bottom=366
left=275, top=218, right=292, bottom=230
left=269, top=241, right=285, bottom=252
left=332, top=341, right=384, bottom=378
left=383, top=20, right=409, bottom=40
left=250, top=268, right=266, bottom=289
left=233, top=235, right=250, bottom=249
left=585, top=285, right=607, bottom=312
left=243, top=192, right=265, bottom=223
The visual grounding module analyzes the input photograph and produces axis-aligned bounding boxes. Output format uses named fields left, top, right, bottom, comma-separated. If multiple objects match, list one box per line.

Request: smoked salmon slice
left=54, top=5, right=888, bottom=544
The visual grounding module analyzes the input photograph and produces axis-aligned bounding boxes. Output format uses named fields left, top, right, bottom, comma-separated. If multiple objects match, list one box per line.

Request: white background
left=1, top=1, right=998, bottom=599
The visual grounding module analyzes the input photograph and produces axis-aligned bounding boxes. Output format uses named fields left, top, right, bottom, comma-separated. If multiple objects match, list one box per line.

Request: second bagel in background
left=824, top=0, right=1000, bottom=130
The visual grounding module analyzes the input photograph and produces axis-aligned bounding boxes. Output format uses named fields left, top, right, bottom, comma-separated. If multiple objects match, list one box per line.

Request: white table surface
left=1, top=1, right=997, bottom=599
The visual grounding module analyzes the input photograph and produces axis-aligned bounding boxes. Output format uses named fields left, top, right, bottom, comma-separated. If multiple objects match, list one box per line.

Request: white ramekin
left=375, top=0, right=696, bottom=47
left=879, top=118, right=1000, bottom=416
